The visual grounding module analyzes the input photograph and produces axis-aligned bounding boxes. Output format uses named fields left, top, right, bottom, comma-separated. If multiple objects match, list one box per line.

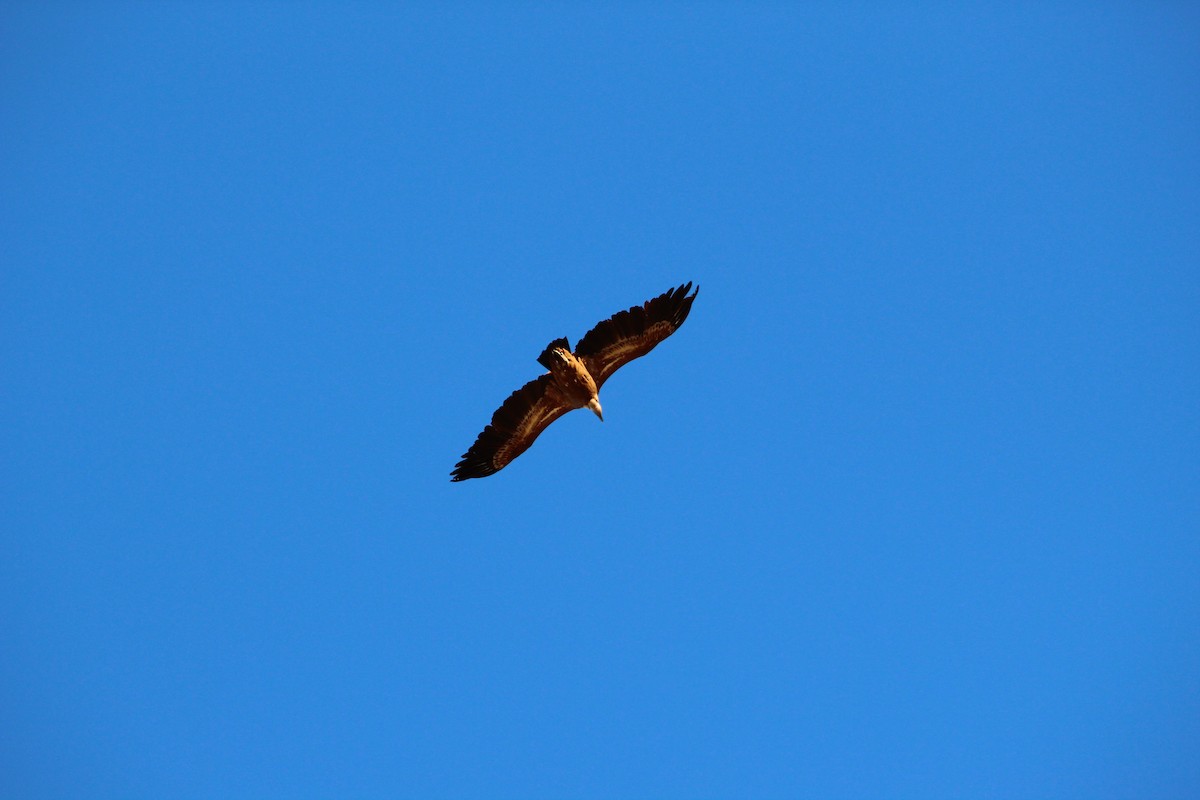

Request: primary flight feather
left=451, top=281, right=699, bottom=481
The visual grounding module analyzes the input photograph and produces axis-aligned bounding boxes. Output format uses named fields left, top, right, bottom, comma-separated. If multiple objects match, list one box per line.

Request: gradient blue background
left=3, top=4, right=1197, bottom=798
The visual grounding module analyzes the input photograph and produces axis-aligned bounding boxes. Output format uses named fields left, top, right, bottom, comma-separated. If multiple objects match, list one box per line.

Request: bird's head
left=587, top=397, right=603, bottom=422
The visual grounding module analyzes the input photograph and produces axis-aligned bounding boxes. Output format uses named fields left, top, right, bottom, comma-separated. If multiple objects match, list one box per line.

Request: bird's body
left=538, top=342, right=602, bottom=419
left=451, top=282, right=698, bottom=481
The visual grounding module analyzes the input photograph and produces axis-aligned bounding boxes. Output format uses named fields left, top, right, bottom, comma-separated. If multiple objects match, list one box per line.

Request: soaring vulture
left=451, top=282, right=699, bottom=481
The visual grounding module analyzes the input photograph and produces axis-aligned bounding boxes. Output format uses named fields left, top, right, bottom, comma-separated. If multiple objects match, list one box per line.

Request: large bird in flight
left=451, top=281, right=699, bottom=481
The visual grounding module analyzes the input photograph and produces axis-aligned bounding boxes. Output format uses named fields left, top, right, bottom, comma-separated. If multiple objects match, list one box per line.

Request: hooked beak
left=587, top=397, right=603, bottom=422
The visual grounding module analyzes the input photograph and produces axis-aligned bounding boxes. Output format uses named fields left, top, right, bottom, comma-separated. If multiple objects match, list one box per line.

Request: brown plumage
left=451, top=282, right=699, bottom=481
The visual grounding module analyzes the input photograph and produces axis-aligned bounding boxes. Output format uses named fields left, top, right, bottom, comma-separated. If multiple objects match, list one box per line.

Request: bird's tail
left=536, top=337, right=571, bottom=370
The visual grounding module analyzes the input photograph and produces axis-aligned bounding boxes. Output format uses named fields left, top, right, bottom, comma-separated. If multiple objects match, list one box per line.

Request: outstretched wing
left=451, top=374, right=572, bottom=481
left=574, top=282, right=698, bottom=389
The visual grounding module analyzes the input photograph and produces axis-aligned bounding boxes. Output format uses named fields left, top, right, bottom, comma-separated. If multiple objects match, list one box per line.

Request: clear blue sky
left=2, top=4, right=1197, bottom=798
